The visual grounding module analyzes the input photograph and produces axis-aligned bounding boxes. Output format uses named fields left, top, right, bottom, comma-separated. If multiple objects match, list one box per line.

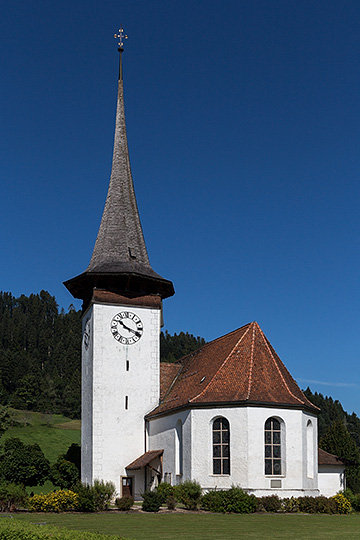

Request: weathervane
left=114, top=27, right=128, bottom=50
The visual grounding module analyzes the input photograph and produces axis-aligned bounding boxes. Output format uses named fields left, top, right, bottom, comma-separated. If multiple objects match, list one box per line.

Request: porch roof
left=126, top=450, right=164, bottom=470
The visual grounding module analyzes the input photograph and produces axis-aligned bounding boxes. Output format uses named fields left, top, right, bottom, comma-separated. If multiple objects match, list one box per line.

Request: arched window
left=264, top=417, right=283, bottom=475
left=213, top=417, right=230, bottom=475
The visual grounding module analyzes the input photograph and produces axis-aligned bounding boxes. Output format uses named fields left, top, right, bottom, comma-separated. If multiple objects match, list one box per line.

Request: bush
left=73, top=480, right=116, bottom=512
left=142, top=490, right=163, bottom=512
left=201, top=487, right=256, bottom=514
left=257, top=495, right=282, bottom=512
left=156, top=482, right=175, bottom=504
left=331, top=493, right=352, bottom=514
left=342, top=488, right=360, bottom=511
left=166, top=494, right=177, bottom=510
left=73, top=483, right=95, bottom=512
left=92, top=479, right=116, bottom=511
left=297, top=496, right=318, bottom=513
left=176, top=480, right=202, bottom=510
left=28, top=489, right=79, bottom=512
left=0, top=519, right=130, bottom=540
left=352, top=493, right=360, bottom=512
left=314, top=496, right=337, bottom=514
left=115, top=496, right=134, bottom=511
left=297, top=496, right=337, bottom=514
left=281, top=497, right=299, bottom=513
left=201, top=490, right=225, bottom=512
left=0, top=482, right=28, bottom=511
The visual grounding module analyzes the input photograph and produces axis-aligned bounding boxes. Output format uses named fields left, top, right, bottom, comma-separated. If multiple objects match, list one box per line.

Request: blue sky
left=1, top=1, right=360, bottom=416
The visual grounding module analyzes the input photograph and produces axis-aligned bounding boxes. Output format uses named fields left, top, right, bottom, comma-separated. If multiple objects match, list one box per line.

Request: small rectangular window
left=126, top=360, right=129, bottom=371
left=125, top=396, right=128, bottom=410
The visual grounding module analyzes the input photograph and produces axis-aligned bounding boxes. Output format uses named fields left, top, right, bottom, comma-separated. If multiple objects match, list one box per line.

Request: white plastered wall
left=149, top=405, right=319, bottom=497
left=82, top=301, right=161, bottom=496
left=148, top=410, right=191, bottom=486
left=318, top=465, right=345, bottom=497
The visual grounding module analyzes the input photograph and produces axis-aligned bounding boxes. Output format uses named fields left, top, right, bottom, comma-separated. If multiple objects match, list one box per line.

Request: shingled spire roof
left=148, top=322, right=318, bottom=418
left=64, top=42, right=174, bottom=304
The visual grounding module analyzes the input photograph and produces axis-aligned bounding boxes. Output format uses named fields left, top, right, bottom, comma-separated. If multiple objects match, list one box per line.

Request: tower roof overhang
left=64, top=268, right=174, bottom=304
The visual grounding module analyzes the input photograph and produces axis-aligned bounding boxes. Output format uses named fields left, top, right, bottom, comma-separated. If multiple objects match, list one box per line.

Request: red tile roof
left=160, top=363, right=181, bottom=400
left=126, top=450, right=163, bottom=470
left=149, top=322, right=318, bottom=418
left=318, top=448, right=345, bottom=466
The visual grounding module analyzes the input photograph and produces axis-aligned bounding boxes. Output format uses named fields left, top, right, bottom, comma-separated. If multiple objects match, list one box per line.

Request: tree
left=64, top=443, right=81, bottom=475
left=50, top=443, right=81, bottom=489
left=320, top=420, right=360, bottom=493
left=160, top=331, right=206, bottom=363
left=0, top=291, right=82, bottom=417
left=50, top=457, right=79, bottom=489
left=0, top=406, right=10, bottom=439
left=0, top=438, right=50, bottom=486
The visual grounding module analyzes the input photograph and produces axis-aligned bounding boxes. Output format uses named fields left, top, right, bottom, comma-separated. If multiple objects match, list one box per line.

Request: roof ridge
left=159, top=363, right=184, bottom=405
left=173, top=323, right=252, bottom=366
left=245, top=322, right=256, bottom=400
left=189, top=323, right=253, bottom=403
left=256, top=323, right=304, bottom=406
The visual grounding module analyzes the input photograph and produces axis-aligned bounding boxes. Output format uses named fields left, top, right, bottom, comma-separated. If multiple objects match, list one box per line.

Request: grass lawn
left=15, top=512, right=360, bottom=540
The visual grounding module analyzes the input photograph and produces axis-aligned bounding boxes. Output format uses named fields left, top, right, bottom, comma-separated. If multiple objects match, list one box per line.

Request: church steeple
left=64, top=31, right=174, bottom=306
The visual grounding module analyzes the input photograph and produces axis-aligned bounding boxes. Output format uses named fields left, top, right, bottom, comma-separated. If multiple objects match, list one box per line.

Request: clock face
left=83, top=318, right=91, bottom=349
left=110, top=311, right=143, bottom=345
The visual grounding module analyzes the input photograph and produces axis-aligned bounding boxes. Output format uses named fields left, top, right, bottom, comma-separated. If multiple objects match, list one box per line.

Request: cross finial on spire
left=114, top=27, right=128, bottom=50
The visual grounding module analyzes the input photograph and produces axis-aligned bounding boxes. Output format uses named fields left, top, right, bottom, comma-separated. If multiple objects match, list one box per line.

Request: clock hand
left=119, top=320, right=141, bottom=337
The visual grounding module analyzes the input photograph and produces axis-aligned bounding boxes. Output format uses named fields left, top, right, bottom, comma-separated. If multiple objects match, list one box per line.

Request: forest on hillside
left=0, top=291, right=204, bottom=418
left=0, top=291, right=360, bottom=486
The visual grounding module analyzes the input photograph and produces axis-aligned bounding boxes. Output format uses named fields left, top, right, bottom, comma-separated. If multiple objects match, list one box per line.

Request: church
left=64, top=33, right=345, bottom=501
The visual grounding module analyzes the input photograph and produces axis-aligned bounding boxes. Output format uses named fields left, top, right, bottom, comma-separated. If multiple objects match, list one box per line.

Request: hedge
left=0, top=519, right=129, bottom=540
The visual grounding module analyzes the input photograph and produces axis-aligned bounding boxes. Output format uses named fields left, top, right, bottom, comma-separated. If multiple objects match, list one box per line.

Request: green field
left=3, top=409, right=80, bottom=464
left=14, top=512, right=360, bottom=540
left=1, top=409, right=81, bottom=494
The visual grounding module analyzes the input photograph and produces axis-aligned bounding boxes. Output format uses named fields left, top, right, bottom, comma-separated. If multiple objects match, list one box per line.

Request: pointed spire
left=64, top=32, right=174, bottom=305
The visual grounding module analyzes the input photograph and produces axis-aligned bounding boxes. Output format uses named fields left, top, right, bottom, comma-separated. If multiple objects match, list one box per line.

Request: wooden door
left=122, top=476, right=133, bottom=497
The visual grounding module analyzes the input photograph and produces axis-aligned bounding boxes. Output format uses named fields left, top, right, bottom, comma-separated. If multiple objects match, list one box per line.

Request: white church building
left=64, top=35, right=345, bottom=501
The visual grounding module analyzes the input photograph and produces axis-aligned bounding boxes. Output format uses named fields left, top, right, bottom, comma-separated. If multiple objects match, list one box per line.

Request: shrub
left=223, top=487, right=256, bottom=513
left=73, top=483, right=95, bottom=512
left=115, top=496, right=134, bottom=511
left=0, top=519, right=130, bottom=540
left=314, top=496, right=337, bottom=514
left=28, top=489, right=79, bottom=512
left=201, top=487, right=256, bottom=514
left=258, top=495, right=282, bottom=512
left=166, top=494, right=177, bottom=510
left=156, top=482, right=175, bottom=504
left=297, top=496, right=317, bottom=513
left=201, top=490, right=225, bottom=512
left=281, top=497, right=298, bottom=513
left=176, top=480, right=202, bottom=510
left=331, top=493, right=352, bottom=514
left=350, top=493, right=360, bottom=512
left=142, top=490, right=163, bottom=512
left=342, top=488, right=360, bottom=511
left=0, top=482, right=28, bottom=511
left=92, top=479, right=116, bottom=511
left=297, top=496, right=337, bottom=514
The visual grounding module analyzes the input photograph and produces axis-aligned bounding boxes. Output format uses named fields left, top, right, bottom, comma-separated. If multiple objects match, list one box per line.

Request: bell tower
left=64, top=29, right=174, bottom=497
